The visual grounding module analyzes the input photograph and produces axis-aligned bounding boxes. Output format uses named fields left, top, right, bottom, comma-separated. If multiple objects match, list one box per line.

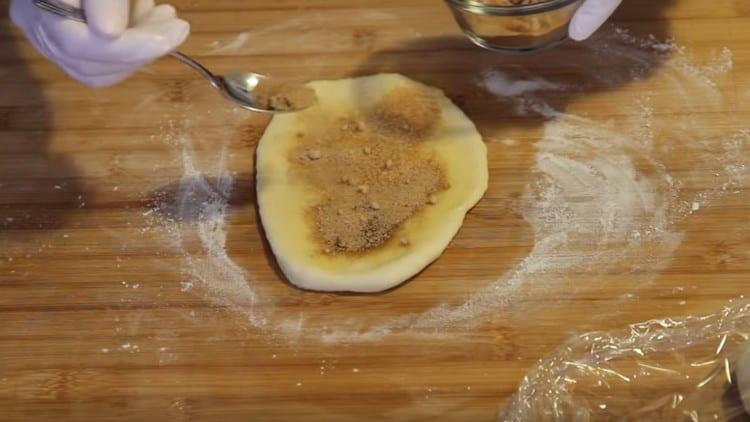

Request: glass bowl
left=444, top=0, right=584, bottom=54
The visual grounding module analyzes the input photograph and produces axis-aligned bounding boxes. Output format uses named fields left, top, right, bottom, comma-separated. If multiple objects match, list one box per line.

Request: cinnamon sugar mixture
left=290, top=86, right=449, bottom=254
left=254, top=82, right=318, bottom=112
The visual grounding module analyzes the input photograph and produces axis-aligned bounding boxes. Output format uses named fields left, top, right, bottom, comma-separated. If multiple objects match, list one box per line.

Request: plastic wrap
left=499, top=299, right=750, bottom=421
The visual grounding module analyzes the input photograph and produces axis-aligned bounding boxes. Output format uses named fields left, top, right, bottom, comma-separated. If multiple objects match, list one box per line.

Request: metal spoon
left=32, top=0, right=317, bottom=113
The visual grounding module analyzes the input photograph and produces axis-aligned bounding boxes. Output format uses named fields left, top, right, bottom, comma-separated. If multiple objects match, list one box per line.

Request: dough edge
left=256, top=73, right=488, bottom=293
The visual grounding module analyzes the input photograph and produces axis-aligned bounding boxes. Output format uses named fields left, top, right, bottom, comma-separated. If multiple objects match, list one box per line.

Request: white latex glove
left=10, top=0, right=190, bottom=87
left=569, top=0, right=623, bottom=41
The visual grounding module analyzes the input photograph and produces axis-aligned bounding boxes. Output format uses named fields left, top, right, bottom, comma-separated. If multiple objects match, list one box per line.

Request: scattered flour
left=479, top=69, right=567, bottom=97
left=209, top=32, right=252, bottom=54
left=152, top=135, right=268, bottom=329
left=411, top=112, right=682, bottom=330
left=500, top=138, right=518, bottom=146
left=206, top=14, right=325, bottom=55
left=145, top=26, right=748, bottom=342
left=406, top=28, right=747, bottom=332
left=179, top=280, right=194, bottom=292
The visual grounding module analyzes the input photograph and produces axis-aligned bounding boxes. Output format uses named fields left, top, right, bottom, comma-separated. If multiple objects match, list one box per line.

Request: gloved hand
left=10, top=0, right=190, bottom=87
left=569, top=0, right=623, bottom=41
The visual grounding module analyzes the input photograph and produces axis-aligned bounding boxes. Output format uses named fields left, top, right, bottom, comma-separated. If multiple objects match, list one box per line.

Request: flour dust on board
left=145, top=26, right=749, bottom=341
left=412, top=28, right=747, bottom=331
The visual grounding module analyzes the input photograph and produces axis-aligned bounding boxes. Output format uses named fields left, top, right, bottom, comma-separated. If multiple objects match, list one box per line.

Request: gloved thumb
left=84, top=0, right=130, bottom=38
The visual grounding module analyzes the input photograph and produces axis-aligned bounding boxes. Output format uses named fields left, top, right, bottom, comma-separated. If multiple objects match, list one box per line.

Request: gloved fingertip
left=88, top=16, right=129, bottom=39
left=567, top=6, right=599, bottom=42
left=568, top=0, right=622, bottom=42
left=174, top=19, right=191, bottom=45
left=158, top=4, right=178, bottom=19
left=132, top=0, right=156, bottom=23
left=85, top=0, right=130, bottom=39
left=129, top=20, right=189, bottom=62
left=90, top=22, right=128, bottom=39
left=162, top=19, right=191, bottom=50
left=568, top=22, right=590, bottom=42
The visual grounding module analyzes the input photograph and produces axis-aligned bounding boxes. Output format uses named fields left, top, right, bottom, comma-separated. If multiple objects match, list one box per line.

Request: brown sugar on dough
left=306, top=149, right=322, bottom=160
left=289, top=85, right=449, bottom=254
left=369, top=86, right=442, bottom=140
left=253, top=81, right=318, bottom=112
left=255, top=73, right=488, bottom=293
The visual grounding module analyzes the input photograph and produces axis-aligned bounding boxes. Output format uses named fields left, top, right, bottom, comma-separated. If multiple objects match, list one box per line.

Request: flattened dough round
left=256, top=74, right=487, bottom=292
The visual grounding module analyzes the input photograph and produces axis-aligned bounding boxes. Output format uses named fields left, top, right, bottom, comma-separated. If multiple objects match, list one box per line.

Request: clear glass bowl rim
left=445, top=0, right=581, bottom=16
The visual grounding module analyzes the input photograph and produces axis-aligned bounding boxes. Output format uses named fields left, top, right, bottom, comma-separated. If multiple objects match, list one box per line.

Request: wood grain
left=1, top=0, right=749, bottom=420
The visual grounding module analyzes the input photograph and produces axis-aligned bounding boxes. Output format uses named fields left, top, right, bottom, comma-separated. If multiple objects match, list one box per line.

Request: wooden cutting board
left=1, top=0, right=749, bottom=420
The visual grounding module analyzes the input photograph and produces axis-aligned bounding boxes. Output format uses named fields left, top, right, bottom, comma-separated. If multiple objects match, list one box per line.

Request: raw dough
left=256, top=74, right=487, bottom=292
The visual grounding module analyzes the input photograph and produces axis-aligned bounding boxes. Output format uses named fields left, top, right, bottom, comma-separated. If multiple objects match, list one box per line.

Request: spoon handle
left=32, top=0, right=85, bottom=22
left=168, top=51, right=222, bottom=89
left=32, top=0, right=222, bottom=88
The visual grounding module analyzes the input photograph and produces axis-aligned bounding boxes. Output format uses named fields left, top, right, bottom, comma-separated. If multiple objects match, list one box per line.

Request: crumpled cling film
left=499, top=299, right=750, bottom=421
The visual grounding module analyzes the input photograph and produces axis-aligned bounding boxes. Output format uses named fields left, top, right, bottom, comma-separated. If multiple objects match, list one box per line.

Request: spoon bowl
left=220, top=71, right=318, bottom=113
